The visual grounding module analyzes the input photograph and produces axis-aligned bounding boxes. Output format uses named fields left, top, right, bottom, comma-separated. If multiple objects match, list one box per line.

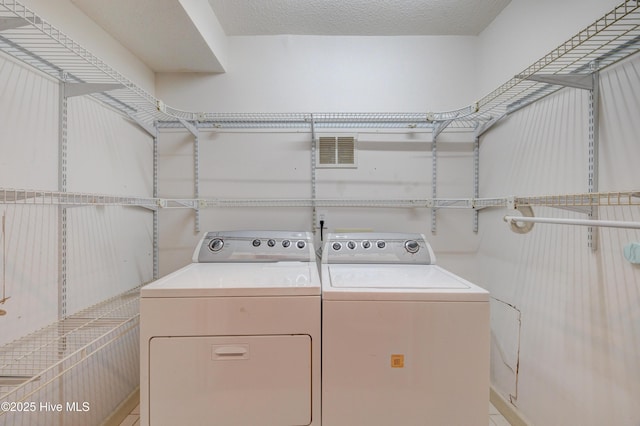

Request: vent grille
left=319, top=137, right=337, bottom=165
left=318, top=135, right=356, bottom=168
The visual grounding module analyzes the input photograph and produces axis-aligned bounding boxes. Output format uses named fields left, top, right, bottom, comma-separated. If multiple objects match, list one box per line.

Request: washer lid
left=323, top=264, right=488, bottom=301
left=141, top=262, right=321, bottom=298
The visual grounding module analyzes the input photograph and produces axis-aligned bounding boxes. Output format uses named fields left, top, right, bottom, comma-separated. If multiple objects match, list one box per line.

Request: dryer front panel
left=149, top=335, right=312, bottom=426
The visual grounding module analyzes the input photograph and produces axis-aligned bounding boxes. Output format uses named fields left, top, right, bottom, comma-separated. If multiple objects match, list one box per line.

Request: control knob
left=362, top=240, right=371, bottom=249
left=267, top=239, right=276, bottom=247
left=252, top=239, right=261, bottom=247
left=296, top=240, right=306, bottom=249
left=376, top=240, right=386, bottom=249
left=282, top=239, right=291, bottom=248
left=405, top=240, right=420, bottom=253
left=347, top=241, right=356, bottom=250
left=208, top=238, right=224, bottom=252
left=332, top=242, right=342, bottom=251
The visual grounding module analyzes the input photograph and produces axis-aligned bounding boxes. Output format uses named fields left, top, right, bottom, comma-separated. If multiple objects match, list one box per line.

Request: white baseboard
left=490, top=386, right=531, bottom=426
left=101, top=387, right=140, bottom=426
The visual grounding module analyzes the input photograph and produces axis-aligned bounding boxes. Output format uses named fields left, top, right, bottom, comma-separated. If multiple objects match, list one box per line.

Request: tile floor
left=119, top=402, right=512, bottom=425
left=118, top=402, right=139, bottom=426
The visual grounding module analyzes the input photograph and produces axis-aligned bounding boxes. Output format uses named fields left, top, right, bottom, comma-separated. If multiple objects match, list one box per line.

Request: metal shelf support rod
left=475, top=112, right=507, bottom=138
left=63, top=82, right=124, bottom=98
left=194, top=130, right=200, bottom=234
left=431, top=131, right=438, bottom=234
left=176, top=118, right=201, bottom=234
left=473, top=135, right=480, bottom=233
left=127, top=113, right=156, bottom=138
left=520, top=73, right=594, bottom=90
left=310, top=115, right=317, bottom=234
left=178, top=118, right=198, bottom=137
left=432, top=119, right=454, bottom=140
left=57, top=73, right=68, bottom=321
left=152, top=124, right=159, bottom=280
left=588, top=68, right=600, bottom=251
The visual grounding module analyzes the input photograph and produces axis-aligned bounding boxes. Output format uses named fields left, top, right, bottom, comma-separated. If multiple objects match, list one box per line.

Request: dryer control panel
left=322, top=232, right=435, bottom=265
left=193, top=230, right=315, bottom=263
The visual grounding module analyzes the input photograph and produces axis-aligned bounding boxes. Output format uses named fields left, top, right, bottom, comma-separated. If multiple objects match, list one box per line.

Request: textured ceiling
left=71, top=0, right=511, bottom=73
left=208, top=0, right=512, bottom=36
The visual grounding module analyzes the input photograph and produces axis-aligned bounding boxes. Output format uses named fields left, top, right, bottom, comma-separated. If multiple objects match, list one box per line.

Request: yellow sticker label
left=390, top=354, right=404, bottom=368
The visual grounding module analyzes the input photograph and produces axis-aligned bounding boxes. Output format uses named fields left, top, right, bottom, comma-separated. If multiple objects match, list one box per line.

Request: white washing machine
left=140, top=231, right=321, bottom=426
left=321, top=232, right=490, bottom=426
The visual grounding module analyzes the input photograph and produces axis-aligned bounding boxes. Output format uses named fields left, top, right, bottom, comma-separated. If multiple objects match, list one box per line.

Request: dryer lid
left=142, top=262, right=321, bottom=298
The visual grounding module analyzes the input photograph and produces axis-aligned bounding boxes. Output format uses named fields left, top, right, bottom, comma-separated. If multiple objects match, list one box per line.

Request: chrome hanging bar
left=504, top=215, right=640, bottom=230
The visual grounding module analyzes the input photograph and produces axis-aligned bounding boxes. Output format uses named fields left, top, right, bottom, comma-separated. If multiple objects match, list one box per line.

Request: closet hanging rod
left=503, top=216, right=640, bottom=230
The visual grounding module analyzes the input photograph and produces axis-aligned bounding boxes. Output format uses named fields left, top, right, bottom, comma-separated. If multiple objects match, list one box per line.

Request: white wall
left=475, top=57, right=640, bottom=426
left=20, top=0, right=155, bottom=94
left=156, top=35, right=478, bottom=112
left=474, top=1, right=640, bottom=424
left=158, top=127, right=477, bottom=276
left=155, top=34, right=481, bottom=275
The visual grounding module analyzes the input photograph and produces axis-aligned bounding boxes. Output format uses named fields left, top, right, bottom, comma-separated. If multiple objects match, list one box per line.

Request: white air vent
left=317, top=135, right=357, bottom=168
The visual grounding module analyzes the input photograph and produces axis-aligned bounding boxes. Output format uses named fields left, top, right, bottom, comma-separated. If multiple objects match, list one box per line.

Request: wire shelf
left=159, top=1, right=640, bottom=129
left=188, top=197, right=507, bottom=209
left=0, top=0, right=179, bottom=125
left=3, top=1, right=639, bottom=130
left=2, top=187, right=637, bottom=211
left=435, top=1, right=640, bottom=124
left=0, top=288, right=140, bottom=405
left=515, top=190, right=640, bottom=208
left=0, top=188, right=157, bottom=209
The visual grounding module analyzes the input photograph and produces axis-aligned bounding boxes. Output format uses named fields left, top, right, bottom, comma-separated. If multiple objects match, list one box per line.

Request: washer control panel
left=194, top=230, right=314, bottom=263
left=322, top=232, right=435, bottom=265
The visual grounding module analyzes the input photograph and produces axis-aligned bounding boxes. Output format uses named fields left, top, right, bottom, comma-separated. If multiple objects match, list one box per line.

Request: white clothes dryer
left=140, top=231, right=321, bottom=426
left=321, top=232, right=489, bottom=426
